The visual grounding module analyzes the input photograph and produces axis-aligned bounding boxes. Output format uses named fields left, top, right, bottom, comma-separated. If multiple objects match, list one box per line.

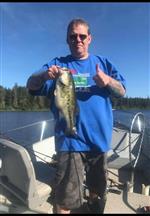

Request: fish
left=54, top=67, right=79, bottom=136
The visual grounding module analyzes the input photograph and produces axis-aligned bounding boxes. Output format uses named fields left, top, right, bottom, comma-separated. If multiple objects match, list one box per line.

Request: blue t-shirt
left=30, top=54, right=126, bottom=153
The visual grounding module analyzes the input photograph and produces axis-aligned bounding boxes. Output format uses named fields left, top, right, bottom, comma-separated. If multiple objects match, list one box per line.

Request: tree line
left=0, top=84, right=150, bottom=111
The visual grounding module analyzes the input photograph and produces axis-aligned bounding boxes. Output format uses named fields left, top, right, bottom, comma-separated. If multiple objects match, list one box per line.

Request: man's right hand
left=46, top=65, right=61, bottom=80
left=26, top=65, right=61, bottom=90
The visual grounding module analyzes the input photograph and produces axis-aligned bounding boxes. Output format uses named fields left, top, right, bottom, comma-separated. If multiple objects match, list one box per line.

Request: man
left=27, top=18, right=126, bottom=214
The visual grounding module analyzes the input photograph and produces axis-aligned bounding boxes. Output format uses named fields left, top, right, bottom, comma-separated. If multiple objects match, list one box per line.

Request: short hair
left=67, top=18, right=91, bottom=36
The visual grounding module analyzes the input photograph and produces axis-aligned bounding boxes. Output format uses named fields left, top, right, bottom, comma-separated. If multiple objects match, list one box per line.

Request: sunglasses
left=69, top=34, right=88, bottom=41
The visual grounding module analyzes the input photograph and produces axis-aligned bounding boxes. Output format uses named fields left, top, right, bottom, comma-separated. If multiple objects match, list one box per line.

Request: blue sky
left=0, top=2, right=150, bottom=98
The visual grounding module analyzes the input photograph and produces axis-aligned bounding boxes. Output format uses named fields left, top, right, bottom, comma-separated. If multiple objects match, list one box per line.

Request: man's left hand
left=93, top=64, right=110, bottom=88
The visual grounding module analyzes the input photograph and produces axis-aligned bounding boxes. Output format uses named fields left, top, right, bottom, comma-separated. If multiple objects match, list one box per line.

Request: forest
left=0, top=84, right=150, bottom=111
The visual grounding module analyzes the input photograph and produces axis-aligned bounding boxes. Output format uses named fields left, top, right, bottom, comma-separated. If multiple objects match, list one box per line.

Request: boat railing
left=109, top=112, right=146, bottom=169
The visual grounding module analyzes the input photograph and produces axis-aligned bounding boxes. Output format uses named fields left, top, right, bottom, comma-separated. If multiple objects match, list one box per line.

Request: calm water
left=0, top=111, right=55, bottom=146
left=0, top=110, right=150, bottom=145
left=0, top=111, right=54, bottom=133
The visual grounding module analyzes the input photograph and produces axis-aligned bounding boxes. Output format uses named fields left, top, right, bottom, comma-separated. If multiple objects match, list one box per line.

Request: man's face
left=67, top=24, right=92, bottom=59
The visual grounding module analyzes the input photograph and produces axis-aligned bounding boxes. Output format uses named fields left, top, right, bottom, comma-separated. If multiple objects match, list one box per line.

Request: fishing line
left=25, top=147, right=56, bottom=166
left=24, top=144, right=56, bottom=160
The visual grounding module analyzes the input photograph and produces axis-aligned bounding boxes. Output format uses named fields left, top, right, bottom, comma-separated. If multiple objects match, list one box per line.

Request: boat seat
left=0, top=138, right=56, bottom=210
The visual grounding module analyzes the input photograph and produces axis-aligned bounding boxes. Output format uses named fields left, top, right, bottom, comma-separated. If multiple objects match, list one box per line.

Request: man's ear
left=88, top=34, right=92, bottom=45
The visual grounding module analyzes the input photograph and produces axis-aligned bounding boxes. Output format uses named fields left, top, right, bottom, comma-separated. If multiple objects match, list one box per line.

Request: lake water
left=0, top=110, right=150, bottom=146
left=0, top=111, right=55, bottom=146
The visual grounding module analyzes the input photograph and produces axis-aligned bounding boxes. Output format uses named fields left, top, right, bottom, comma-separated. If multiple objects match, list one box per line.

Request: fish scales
left=54, top=67, right=78, bottom=136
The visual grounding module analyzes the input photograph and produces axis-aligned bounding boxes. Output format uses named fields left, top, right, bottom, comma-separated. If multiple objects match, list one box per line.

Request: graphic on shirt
left=72, top=73, right=90, bottom=86
left=73, top=73, right=91, bottom=92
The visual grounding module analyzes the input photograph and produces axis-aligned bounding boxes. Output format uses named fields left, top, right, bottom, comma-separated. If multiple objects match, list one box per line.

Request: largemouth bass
left=54, top=67, right=78, bottom=136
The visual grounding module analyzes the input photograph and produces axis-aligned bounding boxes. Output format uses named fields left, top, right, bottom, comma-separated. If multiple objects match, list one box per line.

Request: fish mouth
left=58, top=68, right=67, bottom=75
left=58, top=68, right=71, bottom=86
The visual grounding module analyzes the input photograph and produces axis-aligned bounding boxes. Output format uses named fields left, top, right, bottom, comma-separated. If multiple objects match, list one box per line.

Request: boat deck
left=1, top=167, right=150, bottom=214
left=104, top=168, right=150, bottom=213
left=104, top=189, right=150, bottom=213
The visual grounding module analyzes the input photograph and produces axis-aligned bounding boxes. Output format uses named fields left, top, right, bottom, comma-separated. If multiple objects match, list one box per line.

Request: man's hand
left=46, top=65, right=61, bottom=80
left=93, top=64, right=110, bottom=88
left=93, top=64, right=125, bottom=97
left=27, top=65, right=61, bottom=91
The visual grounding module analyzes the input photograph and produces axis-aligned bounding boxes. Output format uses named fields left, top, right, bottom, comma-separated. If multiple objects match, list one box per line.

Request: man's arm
left=26, top=65, right=60, bottom=91
left=26, top=71, right=48, bottom=91
left=106, top=77, right=126, bottom=97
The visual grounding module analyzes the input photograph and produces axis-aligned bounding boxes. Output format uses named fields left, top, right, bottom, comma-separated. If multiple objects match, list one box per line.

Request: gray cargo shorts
left=53, top=152, right=107, bottom=210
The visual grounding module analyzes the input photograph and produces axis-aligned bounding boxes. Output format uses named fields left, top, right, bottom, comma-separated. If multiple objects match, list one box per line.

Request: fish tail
left=65, top=126, right=78, bottom=137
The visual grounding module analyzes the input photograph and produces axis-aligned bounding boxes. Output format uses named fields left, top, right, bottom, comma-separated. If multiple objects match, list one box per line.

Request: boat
left=0, top=111, right=150, bottom=214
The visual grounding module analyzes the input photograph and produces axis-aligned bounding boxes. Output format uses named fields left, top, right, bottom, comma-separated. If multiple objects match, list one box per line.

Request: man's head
left=66, top=18, right=92, bottom=59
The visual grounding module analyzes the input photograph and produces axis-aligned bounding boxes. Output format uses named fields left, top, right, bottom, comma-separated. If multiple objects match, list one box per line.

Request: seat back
left=0, top=138, right=53, bottom=210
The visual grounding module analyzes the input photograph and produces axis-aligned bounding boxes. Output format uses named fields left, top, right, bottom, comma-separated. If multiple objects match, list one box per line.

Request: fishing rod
left=24, top=146, right=57, bottom=166
left=23, top=144, right=56, bottom=162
